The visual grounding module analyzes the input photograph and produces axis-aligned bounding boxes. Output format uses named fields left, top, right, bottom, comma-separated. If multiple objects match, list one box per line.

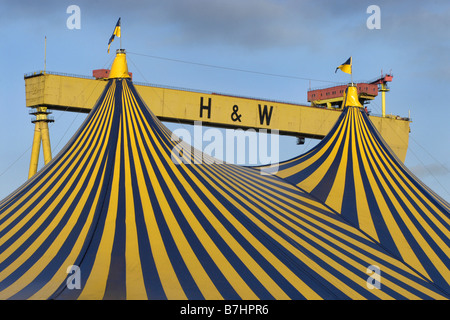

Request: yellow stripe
left=78, top=110, right=122, bottom=300
left=122, top=85, right=148, bottom=299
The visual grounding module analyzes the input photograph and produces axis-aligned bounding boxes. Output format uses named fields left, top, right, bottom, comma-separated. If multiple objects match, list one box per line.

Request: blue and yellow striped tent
left=0, top=51, right=448, bottom=299
left=261, top=86, right=450, bottom=296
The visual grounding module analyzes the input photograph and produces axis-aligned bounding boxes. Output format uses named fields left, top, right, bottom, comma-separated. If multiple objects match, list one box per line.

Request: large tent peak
left=109, top=49, right=131, bottom=79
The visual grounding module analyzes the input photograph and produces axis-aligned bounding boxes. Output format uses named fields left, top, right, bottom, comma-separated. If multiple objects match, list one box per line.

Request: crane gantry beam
left=24, top=71, right=411, bottom=176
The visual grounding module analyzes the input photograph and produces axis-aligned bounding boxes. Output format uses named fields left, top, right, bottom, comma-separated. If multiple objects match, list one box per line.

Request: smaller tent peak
left=109, top=49, right=131, bottom=79
left=342, top=83, right=363, bottom=109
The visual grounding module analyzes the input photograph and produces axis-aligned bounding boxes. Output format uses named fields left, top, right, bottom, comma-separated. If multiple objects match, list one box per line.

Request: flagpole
left=351, top=57, right=353, bottom=85
left=44, top=36, right=47, bottom=73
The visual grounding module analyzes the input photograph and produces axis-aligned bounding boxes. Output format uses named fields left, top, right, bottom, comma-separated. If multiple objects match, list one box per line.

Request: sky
left=0, top=0, right=449, bottom=202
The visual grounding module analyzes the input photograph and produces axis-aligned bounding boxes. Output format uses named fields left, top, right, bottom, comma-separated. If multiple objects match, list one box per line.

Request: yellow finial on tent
left=342, top=83, right=363, bottom=108
left=109, top=49, right=131, bottom=79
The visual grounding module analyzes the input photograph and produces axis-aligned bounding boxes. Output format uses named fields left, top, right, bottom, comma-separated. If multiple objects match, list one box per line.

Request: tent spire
left=109, top=48, right=131, bottom=79
left=342, top=83, right=362, bottom=109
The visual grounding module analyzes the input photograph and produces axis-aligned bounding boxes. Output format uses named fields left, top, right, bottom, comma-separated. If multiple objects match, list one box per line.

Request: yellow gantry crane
left=24, top=51, right=410, bottom=178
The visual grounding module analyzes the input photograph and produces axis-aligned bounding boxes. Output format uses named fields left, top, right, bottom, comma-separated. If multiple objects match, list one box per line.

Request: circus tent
left=0, top=50, right=448, bottom=300
left=260, top=86, right=450, bottom=295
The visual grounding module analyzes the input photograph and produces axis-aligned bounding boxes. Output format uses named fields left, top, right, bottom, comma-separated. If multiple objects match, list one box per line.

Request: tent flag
left=335, top=57, right=352, bottom=74
left=107, top=17, right=121, bottom=53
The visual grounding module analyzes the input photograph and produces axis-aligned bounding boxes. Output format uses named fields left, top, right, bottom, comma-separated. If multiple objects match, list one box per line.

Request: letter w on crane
left=258, top=104, right=274, bottom=125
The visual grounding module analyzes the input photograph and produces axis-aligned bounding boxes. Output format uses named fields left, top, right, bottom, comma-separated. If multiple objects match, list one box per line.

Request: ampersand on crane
left=231, top=105, right=242, bottom=122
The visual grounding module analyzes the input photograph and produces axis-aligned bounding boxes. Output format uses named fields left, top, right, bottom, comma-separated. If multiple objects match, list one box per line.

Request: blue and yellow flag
left=335, top=57, right=352, bottom=74
left=107, top=18, right=121, bottom=53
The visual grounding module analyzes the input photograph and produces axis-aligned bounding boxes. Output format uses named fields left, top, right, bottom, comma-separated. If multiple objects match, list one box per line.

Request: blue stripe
left=104, top=96, right=127, bottom=299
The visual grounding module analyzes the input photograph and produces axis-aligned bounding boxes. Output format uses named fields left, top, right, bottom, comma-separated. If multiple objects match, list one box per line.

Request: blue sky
left=0, top=0, right=449, bottom=201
